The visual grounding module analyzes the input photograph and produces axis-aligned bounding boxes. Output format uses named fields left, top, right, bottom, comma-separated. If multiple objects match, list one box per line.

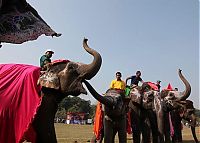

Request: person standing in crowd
left=40, top=49, right=54, bottom=71
left=125, top=70, right=144, bottom=88
left=156, top=80, right=161, bottom=92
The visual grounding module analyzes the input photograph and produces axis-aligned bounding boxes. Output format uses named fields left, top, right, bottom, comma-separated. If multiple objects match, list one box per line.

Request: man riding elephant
left=84, top=71, right=127, bottom=143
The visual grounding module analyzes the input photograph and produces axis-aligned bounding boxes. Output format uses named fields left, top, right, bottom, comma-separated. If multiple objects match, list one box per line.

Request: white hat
left=45, top=49, right=54, bottom=54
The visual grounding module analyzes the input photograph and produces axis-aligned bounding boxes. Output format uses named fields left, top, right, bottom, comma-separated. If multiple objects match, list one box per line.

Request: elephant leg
left=141, top=119, right=151, bottom=143
left=163, top=112, right=171, bottom=143
left=117, top=116, right=127, bottom=143
left=33, top=96, right=58, bottom=143
left=148, top=110, right=159, bottom=143
left=171, top=111, right=182, bottom=143
left=104, top=118, right=114, bottom=143
left=130, top=109, right=141, bottom=143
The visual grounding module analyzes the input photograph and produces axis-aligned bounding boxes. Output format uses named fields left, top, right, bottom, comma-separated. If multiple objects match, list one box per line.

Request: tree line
left=55, top=96, right=97, bottom=119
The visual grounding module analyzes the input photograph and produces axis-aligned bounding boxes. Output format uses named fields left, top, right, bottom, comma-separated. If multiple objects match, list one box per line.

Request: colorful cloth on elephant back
left=0, top=64, right=42, bottom=143
left=51, top=59, right=70, bottom=65
left=147, top=82, right=158, bottom=91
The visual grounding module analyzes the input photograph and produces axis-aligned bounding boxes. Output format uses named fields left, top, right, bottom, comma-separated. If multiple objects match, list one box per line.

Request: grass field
left=55, top=123, right=200, bottom=143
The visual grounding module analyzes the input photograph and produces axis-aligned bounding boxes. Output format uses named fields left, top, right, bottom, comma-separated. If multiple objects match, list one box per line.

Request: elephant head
left=181, top=100, right=199, bottom=143
left=83, top=80, right=125, bottom=117
left=38, top=38, right=102, bottom=97
left=161, top=69, right=191, bottom=110
left=129, top=82, right=155, bottom=107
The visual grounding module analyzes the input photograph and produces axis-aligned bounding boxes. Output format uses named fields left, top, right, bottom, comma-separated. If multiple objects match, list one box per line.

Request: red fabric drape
left=0, top=64, right=42, bottom=143
left=147, top=82, right=158, bottom=91
left=126, top=111, right=132, bottom=134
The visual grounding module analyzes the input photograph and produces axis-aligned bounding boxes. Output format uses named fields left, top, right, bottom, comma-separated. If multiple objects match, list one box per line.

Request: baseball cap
left=45, top=49, right=54, bottom=54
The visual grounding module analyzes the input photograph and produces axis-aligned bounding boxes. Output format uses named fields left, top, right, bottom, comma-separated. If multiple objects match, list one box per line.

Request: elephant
left=127, top=69, right=192, bottom=143
left=128, top=83, right=161, bottom=143
left=169, top=100, right=199, bottom=143
left=0, top=0, right=61, bottom=46
left=0, top=38, right=102, bottom=143
left=83, top=80, right=127, bottom=143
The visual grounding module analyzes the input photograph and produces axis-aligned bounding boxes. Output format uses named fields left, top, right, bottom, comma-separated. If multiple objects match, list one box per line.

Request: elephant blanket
left=0, top=64, right=42, bottom=143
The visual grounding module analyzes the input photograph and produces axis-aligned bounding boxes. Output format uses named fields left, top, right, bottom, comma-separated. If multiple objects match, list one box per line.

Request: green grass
left=55, top=123, right=200, bottom=143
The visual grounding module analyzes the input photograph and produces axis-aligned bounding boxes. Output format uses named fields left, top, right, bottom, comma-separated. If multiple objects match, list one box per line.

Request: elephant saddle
left=0, top=64, right=42, bottom=143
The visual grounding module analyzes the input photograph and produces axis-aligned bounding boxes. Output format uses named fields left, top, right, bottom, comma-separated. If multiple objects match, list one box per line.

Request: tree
left=56, top=96, right=97, bottom=119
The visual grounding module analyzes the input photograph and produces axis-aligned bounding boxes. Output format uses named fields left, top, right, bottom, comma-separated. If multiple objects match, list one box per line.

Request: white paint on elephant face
left=46, top=73, right=58, bottom=82
left=130, top=88, right=141, bottom=101
left=171, top=91, right=182, bottom=97
left=154, top=95, right=162, bottom=112
left=130, top=88, right=140, bottom=96
left=164, top=91, right=175, bottom=100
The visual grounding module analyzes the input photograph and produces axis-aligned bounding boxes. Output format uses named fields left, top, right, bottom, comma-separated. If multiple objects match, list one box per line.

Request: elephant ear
left=38, top=71, right=60, bottom=90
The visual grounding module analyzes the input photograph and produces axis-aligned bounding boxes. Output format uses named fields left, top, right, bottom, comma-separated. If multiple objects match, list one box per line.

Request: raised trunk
left=79, top=38, right=102, bottom=80
left=191, top=126, right=199, bottom=143
left=176, top=69, right=191, bottom=101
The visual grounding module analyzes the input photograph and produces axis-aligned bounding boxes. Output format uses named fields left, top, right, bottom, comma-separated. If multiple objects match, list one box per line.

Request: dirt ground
left=55, top=123, right=200, bottom=143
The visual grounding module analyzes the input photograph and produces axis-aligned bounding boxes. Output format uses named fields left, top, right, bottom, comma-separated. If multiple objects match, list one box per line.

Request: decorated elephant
left=0, top=0, right=61, bottom=46
left=127, top=69, right=192, bottom=143
left=0, top=38, right=102, bottom=143
left=83, top=80, right=127, bottom=143
left=128, top=83, right=161, bottom=143
left=169, top=100, right=199, bottom=143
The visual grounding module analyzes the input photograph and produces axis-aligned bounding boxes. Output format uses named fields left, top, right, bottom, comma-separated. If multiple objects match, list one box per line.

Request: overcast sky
left=0, top=0, right=199, bottom=108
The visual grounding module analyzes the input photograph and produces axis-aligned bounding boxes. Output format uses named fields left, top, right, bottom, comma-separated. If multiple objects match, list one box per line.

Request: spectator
left=156, top=80, right=161, bottom=92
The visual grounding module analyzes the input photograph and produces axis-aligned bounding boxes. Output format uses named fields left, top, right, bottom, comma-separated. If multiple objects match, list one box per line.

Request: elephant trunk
left=190, top=114, right=199, bottom=143
left=176, top=69, right=191, bottom=101
left=191, top=126, right=199, bottom=143
left=83, top=80, right=114, bottom=106
left=79, top=38, right=102, bottom=80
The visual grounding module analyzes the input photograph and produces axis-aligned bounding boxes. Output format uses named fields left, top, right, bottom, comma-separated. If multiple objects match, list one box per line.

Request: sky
left=0, top=0, right=199, bottom=108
